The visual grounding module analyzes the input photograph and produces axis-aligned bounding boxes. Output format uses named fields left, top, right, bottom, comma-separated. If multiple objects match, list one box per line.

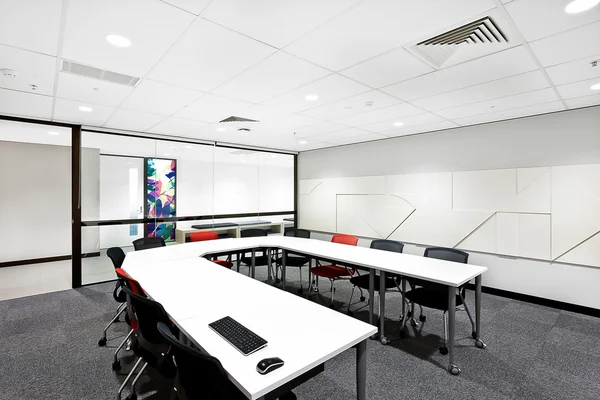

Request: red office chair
left=189, top=231, right=233, bottom=269
left=310, top=234, right=359, bottom=307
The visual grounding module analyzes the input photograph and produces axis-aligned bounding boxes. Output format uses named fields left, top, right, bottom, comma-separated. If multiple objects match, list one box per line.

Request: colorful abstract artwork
left=146, top=158, right=176, bottom=241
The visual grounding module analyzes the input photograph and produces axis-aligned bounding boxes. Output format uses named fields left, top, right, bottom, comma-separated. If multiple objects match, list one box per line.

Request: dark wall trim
left=0, top=114, right=77, bottom=128
left=294, top=154, right=298, bottom=229
left=81, top=211, right=295, bottom=227
left=466, top=284, right=600, bottom=318
left=0, top=255, right=71, bottom=269
left=72, top=125, right=82, bottom=288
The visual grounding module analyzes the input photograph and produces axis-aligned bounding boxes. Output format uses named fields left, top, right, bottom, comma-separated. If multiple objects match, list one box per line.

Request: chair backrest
left=157, top=322, right=238, bottom=400
left=122, top=286, right=172, bottom=345
left=240, top=228, right=268, bottom=238
left=284, top=228, right=311, bottom=239
left=107, top=247, right=126, bottom=269
left=115, top=268, right=145, bottom=296
left=370, top=239, right=404, bottom=253
left=424, top=247, right=469, bottom=264
left=133, top=236, right=166, bottom=251
left=332, top=234, right=359, bottom=246
left=189, top=231, right=218, bottom=242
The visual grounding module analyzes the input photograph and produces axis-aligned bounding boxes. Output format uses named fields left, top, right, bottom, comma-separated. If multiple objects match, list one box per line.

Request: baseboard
left=466, top=284, right=600, bottom=318
left=0, top=252, right=101, bottom=268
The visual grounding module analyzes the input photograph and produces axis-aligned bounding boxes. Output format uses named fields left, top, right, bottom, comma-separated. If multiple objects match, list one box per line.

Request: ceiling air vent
left=61, top=60, right=140, bottom=87
left=219, top=116, right=260, bottom=124
left=409, top=16, right=508, bottom=69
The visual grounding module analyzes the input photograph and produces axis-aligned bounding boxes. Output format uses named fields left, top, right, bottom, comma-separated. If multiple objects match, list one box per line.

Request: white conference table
left=124, top=236, right=487, bottom=375
left=123, top=253, right=376, bottom=400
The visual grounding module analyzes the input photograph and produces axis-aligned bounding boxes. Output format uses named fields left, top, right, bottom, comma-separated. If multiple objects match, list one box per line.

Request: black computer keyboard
left=208, top=316, right=268, bottom=356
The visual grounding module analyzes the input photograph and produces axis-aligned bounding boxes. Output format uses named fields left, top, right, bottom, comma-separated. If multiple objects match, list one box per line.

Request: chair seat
left=275, top=255, right=310, bottom=267
left=131, top=335, right=176, bottom=378
left=349, top=274, right=398, bottom=291
left=213, top=260, right=233, bottom=269
left=404, top=287, right=463, bottom=311
left=311, top=265, right=354, bottom=279
left=241, top=255, right=270, bottom=266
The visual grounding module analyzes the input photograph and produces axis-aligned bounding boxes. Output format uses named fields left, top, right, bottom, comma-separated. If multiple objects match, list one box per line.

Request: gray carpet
left=1, top=265, right=600, bottom=400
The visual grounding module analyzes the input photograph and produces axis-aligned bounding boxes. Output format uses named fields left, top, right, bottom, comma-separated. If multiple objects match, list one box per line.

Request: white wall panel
left=518, top=214, right=551, bottom=260
left=496, top=213, right=519, bottom=256
left=385, top=172, right=452, bottom=210
left=458, top=214, right=497, bottom=254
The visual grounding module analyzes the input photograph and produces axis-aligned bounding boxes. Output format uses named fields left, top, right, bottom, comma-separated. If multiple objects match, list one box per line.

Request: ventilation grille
left=219, top=116, right=260, bottom=124
left=61, top=60, right=140, bottom=87
left=418, top=17, right=507, bottom=46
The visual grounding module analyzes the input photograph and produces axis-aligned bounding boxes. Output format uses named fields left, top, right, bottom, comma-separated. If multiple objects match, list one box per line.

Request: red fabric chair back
left=115, top=268, right=145, bottom=296
left=331, top=234, right=359, bottom=246
left=189, top=231, right=219, bottom=242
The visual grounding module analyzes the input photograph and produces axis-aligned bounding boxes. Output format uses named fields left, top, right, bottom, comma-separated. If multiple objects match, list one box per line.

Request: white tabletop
left=123, top=257, right=376, bottom=400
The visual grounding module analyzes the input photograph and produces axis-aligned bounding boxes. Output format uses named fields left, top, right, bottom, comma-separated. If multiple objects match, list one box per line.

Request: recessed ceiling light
left=48, top=131, right=60, bottom=135
left=299, top=140, right=307, bottom=144
left=565, top=0, right=600, bottom=14
left=78, top=106, right=93, bottom=112
left=216, top=127, right=226, bottom=132
left=591, top=83, right=600, bottom=90
left=393, top=121, right=404, bottom=127
left=305, top=94, right=319, bottom=101
left=105, top=33, right=132, bottom=48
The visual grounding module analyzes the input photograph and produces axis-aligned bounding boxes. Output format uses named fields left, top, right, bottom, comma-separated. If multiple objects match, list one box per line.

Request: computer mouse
left=257, top=357, right=284, bottom=375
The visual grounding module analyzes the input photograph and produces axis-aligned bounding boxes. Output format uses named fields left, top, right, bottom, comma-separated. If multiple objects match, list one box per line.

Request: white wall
left=298, top=106, right=600, bottom=309
left=0, top=141, right=71, bottom=262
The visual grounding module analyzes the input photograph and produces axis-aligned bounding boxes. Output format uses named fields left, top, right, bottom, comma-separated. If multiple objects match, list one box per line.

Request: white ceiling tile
left=148, top=117, right=208, bottom=137
left=0, top=45, right=56, bottom=96
left=565, top=94, right=600, bottom=108
left=294, top=121, right=350, bottom=137
left=0, top=89, right=53, bottom=119
left=334, top=103, right=425, bottom=127
left=412, top=70, right=550, bottom=111
left=161, top=0, right=211, bottom=15
left=120, top=79, right=203, bottom=116
left=453, top=101, right=566, bottom=126
left=212, top=52, right=330, bottom=103
left=261, top=74, right=371, bottom=113
left=557, top=77, right=600, bottom=99
left=300, top=90, right=400, bottom=120
left=53, top=98, right=115, bottom=125
left=501, top=0, right=515, bottom=3
left=545, top=53, right=600, bottom=85
left=148, top=18, right=276, bottom=92
left=104, top=109, right=165, bottom=131
left=382, top=46, right=538, bottom=101
left=56, top=73, right=134, bottom=107
left=438, top=88, right=560, bottom=120
left=0, top=0, right=62, bottom=55
left=284, top=0, right=496, bottom=71
left=360, top=112, right=446, bottom=133
left=382, top=120, right=459, bottom=137
left=62, top=0, right=195, bottom=77
left=175, top=93, right=255, bottom=123
left=530, top=21, right=600, bottom=67
left=201, top=0, right=362, bottom=48
left=340, top=48, right=434, bottom=88
left=318, top=130, right=387, bottom=145
left=506, top=0, right=600, bottom=42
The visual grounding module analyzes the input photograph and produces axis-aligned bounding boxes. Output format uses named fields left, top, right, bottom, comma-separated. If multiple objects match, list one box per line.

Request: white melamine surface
left=124, top=256, right=376, bottom=400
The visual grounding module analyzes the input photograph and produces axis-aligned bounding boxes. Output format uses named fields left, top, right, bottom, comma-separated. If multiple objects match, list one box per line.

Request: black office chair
left=118, top=286, right=176, bottom=400
left=404, top=247, right=476, bottom=355
left=346, top=240, right=405, bottom=317
left=132, top=236, right=166, bottom=251
left=239, top=229, right=271, bottom=275
left=274, top=228, right=311, bottom=293
left=99, top=247, right=128, bottom=347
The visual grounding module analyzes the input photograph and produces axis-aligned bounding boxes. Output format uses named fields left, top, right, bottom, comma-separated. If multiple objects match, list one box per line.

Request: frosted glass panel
left=214, top=147, right=259, bottom=215
left=99, top=156, right=144, bottom=221
left=259, top=152, right=294, bottom=212
left=173, top=143, right=214, bottom=217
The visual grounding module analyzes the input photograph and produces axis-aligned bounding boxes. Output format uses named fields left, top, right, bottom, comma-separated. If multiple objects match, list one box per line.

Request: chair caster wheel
left=439, top=346, right=448, bottom=355
left=380, top=337, right=388, bottom=345
left=112, top=360, right=121, bottom=371
left=399, top=330, right=407, bottom=339
left=359, top=296, right=366, bottom=302
left=314, top=288, right=319, bottom=293
left=450, top=365, right=461, bottom=375
left=98, top=338, right=107, bottom=347
left=125, top=394, right=137, bottom=400
left=419, top=315, right=426, bottom=322
left=410, top=319, right=418, bottom=327
left=475, top=339, right=486, bottom=349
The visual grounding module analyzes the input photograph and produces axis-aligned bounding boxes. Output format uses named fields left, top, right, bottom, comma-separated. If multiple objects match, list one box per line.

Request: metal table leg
left=267, top=249, right=272, bottom=283
left=282, top=251, right=287, bottom=291
left=251, top=250, right=256, bottom=279
left=379, top=271, right=387, bottom=345
left=356, top=339, right=367, bottom=400
left=474, top=274, right=486, bottom=349
left=236, top=253, right=241, bottom=273
left=368, top=269, right=376, bottom=339
left=448, top=286, right=460, bottom=375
